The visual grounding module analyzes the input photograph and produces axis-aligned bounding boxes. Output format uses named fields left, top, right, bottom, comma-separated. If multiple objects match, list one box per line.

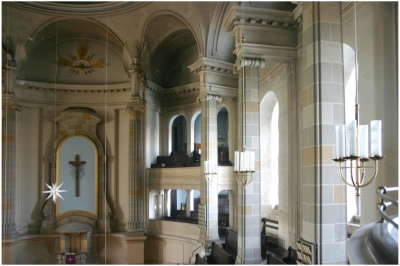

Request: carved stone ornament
left=234, top=57, right=266, bottom=73
left=56, top=41, right=106, bottom=75
left=196, top=93, right=222, bottom=103
left=2, top=94, right=22, bottom=111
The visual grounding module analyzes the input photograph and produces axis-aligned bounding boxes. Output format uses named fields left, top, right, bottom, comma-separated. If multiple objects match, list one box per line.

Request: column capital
left=128, top=63, right=142, bottom=76
left=197, top=92, right=222, bottom=104
left=2, top=94, right=21, bottom=111
left=223, top=5, right=298, bottom=33
left=234, top=57, right=266, bottom=72
left=126, top=96, right=145, bottom=113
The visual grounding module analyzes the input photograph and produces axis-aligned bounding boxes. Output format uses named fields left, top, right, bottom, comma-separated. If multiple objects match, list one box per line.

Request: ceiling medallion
left=56, top=40, right=107, bottom=75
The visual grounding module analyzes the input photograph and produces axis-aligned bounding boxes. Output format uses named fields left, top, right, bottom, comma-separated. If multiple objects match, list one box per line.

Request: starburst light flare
left=43, top=182, right=67, bottom=203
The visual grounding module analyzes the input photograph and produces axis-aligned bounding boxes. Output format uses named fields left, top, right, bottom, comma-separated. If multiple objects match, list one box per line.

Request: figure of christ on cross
left=69, top=155, right=86, bottom=197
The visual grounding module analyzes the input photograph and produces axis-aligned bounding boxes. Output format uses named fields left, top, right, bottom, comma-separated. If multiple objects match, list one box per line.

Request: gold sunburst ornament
left=56, top=40, right=107, bottom=74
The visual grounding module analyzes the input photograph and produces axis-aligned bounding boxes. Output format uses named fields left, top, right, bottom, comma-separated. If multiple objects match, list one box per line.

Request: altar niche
left=57, top=135, right=98, bottom=217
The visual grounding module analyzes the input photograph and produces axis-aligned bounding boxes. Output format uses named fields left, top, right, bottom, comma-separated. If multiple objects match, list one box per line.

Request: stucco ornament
left=56, top=40, right=106, bottom=74
left=43, top=182, right=67, bottom=203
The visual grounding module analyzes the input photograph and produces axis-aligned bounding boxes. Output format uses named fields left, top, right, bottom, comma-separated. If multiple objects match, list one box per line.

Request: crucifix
left=69, top=154, right=86, bottom=197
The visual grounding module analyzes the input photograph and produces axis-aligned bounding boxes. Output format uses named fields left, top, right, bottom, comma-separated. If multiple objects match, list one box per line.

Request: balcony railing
left=376, top=186, right=398, bottom=229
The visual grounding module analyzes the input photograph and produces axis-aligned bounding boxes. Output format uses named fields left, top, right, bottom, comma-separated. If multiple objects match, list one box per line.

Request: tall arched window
left=270, top=102, right=279, bottom=208
left=343, top=44, right=359, bottom=222
left=260, top=92, right=279, bottom=217
left=169, top=115, right=187, bottom=155
left=217, top=107, right=230, bottom=164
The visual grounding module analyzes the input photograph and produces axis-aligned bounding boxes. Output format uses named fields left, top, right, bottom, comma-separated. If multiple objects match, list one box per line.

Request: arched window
left=191, top=112, right=201, bottom=154
left=169, top=115, right=187, bottom=155
left=260, top=92, right=279, bottom=217
left=343, top=44, right=359, bottom=221
left=270, top=102, right=279, bottom=208
left=217, top=107, right=230, bottom=164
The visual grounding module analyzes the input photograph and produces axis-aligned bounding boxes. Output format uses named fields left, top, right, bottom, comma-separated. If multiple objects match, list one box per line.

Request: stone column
left=126, top=63, right=145, bottom=233
left=2, top=65, right=21, bottom=240
left=164, top=189, right=169, bottom=217
left=198, top=90, right=221, bottom=250
left=236, top=62, right=262, bottom=264
left=188, top=57, right=237, bottom=253
left=301, top=2, right=346, bottom=264
left=186, top=190, right=191, bottom=217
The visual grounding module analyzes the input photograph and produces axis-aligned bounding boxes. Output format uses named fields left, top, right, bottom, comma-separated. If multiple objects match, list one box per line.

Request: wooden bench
left=261, top=218, right=279, bottom=259
left=206, top=242, right=235, bottom=264
left=221, top=229, right=237, bottom=261
left=266, top=252, right=286, bottom=264
left=195, top=253, right=207, bottom=264
left=282, top=246, right=297, bottom=264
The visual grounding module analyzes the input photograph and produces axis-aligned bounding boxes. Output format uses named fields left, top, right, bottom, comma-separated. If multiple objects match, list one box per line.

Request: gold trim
left=56, top=135, right=99, bottom=217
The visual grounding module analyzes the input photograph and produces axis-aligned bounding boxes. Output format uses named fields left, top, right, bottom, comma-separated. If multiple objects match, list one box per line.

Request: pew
left=165, top=216, right=198, bottom=224
left=195, top=253, right=207, bottom=264
left=206, top=242, right=235, bottom=264
left=221, top=229, right=237, bottom=261
left=261, top=218, right=279, bottom=259
left=282, top=246, right=297, bottom=264
left=266, top=252, right=286, bottom=265
left=151, top=155, right=192, bottom=168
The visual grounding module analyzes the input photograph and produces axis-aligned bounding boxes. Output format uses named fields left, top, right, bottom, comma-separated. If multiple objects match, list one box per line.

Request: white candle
left=249, top=151, right=255, bottom=171
left=213, top=163, right=218, bottom=174
left=234, top=151, right=239, bottom=172
left=347, top=120, right=357, bottom=156
left=335, top=125, right=345, bottom=158
left=204, top=160, right=209, bottom=174
left=359, top=125, right=369, bottom=158
left=245, top=151, right=249, bottom=171
left=240, top=152, right=244, bottom=172
left=370, top=120, right=382, bottom=156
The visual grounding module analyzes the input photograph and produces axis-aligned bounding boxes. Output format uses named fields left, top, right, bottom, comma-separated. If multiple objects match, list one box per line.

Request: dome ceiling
left=142, top=13, right=200, bottom=88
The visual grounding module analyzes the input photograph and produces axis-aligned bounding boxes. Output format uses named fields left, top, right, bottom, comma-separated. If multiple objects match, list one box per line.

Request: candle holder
left=334, top=105, right=384, bottom=196
left=234, top=147, right=255, bottom=188
left=333, top=155, right=384, bottom=196
left=204, top=160, right=217, bottom=183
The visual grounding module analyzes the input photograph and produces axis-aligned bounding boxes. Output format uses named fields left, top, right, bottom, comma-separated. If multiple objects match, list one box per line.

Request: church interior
left=1, top=1, right=398, bottom=264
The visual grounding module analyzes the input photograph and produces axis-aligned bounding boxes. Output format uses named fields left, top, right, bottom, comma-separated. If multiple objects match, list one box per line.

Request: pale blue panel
left=58, top=136, right=96, bottom=215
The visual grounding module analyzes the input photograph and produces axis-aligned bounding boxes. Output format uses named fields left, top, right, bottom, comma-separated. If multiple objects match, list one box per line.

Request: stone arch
left=169, top=114, right=188, bottom=155
left=191, top=111, right=202, bottom=153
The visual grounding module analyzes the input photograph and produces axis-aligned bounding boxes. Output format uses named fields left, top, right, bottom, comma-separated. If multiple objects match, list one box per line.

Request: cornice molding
left=143, top=80, right=165, bottom=97
left=15, top=80, right=131, bottom=93
left=163, top=83, right=200, bottom=99
left=233, top=43, right=297, bottom=71
left=188, top=58, right=235, bottom=76
left=144, top=80, right=200, bottom=99
left=223, top=5, right=298, bottom=33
